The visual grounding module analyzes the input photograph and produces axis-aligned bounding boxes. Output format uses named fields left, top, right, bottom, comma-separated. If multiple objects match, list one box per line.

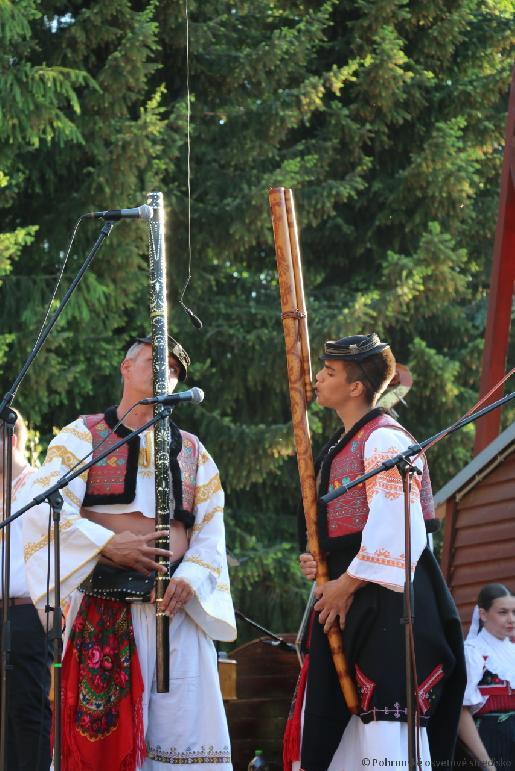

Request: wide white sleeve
left=174, top=442, right=236, bottom=642
left=463, top=641, right=488, bottom=712
left=22, top=419, right=114, bottom=608
left=346, top=426, right=427, bottom=591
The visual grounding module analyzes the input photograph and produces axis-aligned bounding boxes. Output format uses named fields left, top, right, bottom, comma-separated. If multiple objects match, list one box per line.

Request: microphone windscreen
left=191, top=387, right=204, bottom=404
left=185, top=306, right=203, bottom=329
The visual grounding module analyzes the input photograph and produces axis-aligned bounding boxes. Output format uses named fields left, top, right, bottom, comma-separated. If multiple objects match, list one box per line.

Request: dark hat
left=131, top=335, right=190, bottom=381
left=320, top=333, right=390, bottom=363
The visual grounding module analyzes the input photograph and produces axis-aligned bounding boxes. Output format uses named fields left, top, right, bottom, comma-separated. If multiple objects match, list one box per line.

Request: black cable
left=177, top=0, right=203, bottom=331
left=10, top=217, right=83, bottom=401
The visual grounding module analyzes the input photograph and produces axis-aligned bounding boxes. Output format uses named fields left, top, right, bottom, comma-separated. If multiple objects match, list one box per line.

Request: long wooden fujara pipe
left=147, top=191, right=171, bottom=693
left=268, top=187, right=359, bottom=714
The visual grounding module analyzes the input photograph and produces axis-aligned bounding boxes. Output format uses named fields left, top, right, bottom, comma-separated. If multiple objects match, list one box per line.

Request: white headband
left=466, top=604, right=480, bottom=641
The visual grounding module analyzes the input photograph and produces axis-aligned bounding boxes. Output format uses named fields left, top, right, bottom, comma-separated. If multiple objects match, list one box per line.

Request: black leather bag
left=79, top=559, right=182, bottom=602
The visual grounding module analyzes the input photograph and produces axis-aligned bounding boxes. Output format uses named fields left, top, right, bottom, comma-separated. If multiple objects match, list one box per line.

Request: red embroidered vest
left=326, top=414, right=435, bottom=539
left=82, top=413, right=199, bottom=512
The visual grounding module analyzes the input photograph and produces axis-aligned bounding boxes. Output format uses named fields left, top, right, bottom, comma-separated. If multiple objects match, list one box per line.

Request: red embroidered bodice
left=476, top=666, right=515, bottom=714
left=326, top=414, right=435, bottom=539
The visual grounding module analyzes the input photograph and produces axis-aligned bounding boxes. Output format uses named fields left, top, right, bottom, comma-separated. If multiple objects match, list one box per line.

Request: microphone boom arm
left=321, top=390, right=515, bottom=505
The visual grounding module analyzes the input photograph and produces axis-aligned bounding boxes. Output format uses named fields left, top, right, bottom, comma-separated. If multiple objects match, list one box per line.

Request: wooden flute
left=269, top=186, right=359, bottom=714
left=147, top=191, right=171, bottom=693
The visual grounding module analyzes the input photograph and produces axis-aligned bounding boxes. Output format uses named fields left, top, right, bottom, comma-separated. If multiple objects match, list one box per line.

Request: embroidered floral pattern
left=361, top=704, right=409, bottom=722
left=146, top=745, right=231, bottom=764
left=183, top=554, right=222, bottom=576
left=198, top=448, right=210, bottom=466
left=355, top=664, right=376, bottom=711
left=192, top=506, right=223, bottom=533
left=45, top=445, right=89, bottom=480
left=178, top=432, right=199, bottom=512
left=70, top=597, right=134, bottom=741
left=476, top=664, right=515, bottom=713
left=194, top=474, right=222, bottom=505
left=62, top=486, right=82, bottom=508
left=324, top=414, right=429, bottom=540
left=417, top=664, right=445, bottom=715
left=354, top=546, right=416, bottom=572
left=24, top=519, right=73, bottom=562
left=32, top=470, right=61, bottom=488
left=364, top=448, right=421, bottom=502
left=61, top=424, right=92, bottom=443
left=480, top=667, right=506, bottom=687
left=360, top=702, right=431, bottom=725
left=84, top=415, right=132, bottom=498
left=326, top=443, right=369, bottom=536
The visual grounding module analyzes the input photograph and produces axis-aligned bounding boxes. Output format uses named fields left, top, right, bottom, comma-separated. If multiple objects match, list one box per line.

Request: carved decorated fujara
left=268, top=186, right=359, bottom=714
left=147, top=191, right=171, bottom=693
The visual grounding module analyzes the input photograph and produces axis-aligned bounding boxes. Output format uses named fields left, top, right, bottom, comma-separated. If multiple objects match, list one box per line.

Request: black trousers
left=0, top=604, right=52, bottom=771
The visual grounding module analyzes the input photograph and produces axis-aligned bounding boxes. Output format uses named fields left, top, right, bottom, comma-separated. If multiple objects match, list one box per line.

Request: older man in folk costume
left=23, top=336, right=235, bottom=770
left=284, top=334, right=466, bottom=771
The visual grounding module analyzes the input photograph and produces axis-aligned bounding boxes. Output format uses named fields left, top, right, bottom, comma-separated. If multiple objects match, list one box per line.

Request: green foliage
left=0, top=0, right=513, bottom=640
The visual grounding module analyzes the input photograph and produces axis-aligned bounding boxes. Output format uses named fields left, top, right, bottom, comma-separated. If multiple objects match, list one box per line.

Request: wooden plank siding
left=443, top=446, right=515, bottom=632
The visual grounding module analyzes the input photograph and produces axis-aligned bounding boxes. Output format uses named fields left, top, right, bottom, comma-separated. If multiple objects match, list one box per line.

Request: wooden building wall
left=440, top=448, right=515, bottom=632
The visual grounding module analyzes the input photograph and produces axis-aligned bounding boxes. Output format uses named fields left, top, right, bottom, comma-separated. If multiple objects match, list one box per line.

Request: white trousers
left=65, top=592, right=232, bottom=770
left=292, top=699, right=431, bottom=770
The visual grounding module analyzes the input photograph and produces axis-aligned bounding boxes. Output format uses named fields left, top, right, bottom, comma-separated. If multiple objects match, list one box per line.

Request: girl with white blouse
left=458, top=583, right=515, bottom=770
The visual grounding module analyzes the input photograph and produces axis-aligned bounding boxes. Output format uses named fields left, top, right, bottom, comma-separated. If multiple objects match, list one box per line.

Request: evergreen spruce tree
left=1, top=0, right=165, bottom=427
left=0, top=0, right=513, bottom=636
left=0, top=0, right=89, bottom=372
left=152, top=0, right=514, bottom=633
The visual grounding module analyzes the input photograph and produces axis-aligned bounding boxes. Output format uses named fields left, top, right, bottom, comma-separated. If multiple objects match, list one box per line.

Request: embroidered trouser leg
left=130, top=604, right=232, bottom=770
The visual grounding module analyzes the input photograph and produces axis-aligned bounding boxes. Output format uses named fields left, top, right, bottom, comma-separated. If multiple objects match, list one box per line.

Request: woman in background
left=458, top=583, right=515, bottom=770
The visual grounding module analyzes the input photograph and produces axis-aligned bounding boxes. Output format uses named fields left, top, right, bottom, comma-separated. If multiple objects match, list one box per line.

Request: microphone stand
left=0, top=220, right=116, bottom=771
left=320, top=390, right=515, bottom=771
left=321, top=391, right=515, bottom=508
left=398, top=457, right=421, bottom=768
left=0, top=221, right=116, bottom=420
left=0, top=409, right=16, bottom=771
left=0, top=405, right=175, bottom=770
left=234, top=609, right=297, bottom=652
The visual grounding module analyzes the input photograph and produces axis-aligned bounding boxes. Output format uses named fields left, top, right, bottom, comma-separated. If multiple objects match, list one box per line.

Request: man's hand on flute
left=299, top=552, right=317, bottom=580
left=159, top=578, right=194, bottom=617
left=314, top=573, right=366, bottom=633
left=101, top=530, right=173, bottom=575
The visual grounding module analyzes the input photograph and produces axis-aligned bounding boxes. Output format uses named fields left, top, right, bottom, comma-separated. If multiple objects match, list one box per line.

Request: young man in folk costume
left=23, top=336, right=235, bottom=770
left=284, top=333, right=465, bottom=771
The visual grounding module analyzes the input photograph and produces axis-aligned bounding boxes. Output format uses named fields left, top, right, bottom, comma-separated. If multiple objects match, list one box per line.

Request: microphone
left=140, top=387, right=204, bottom=406
left=183, top=305, right=203, bottom=330
left=83, top=204, right=153, bottom=221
